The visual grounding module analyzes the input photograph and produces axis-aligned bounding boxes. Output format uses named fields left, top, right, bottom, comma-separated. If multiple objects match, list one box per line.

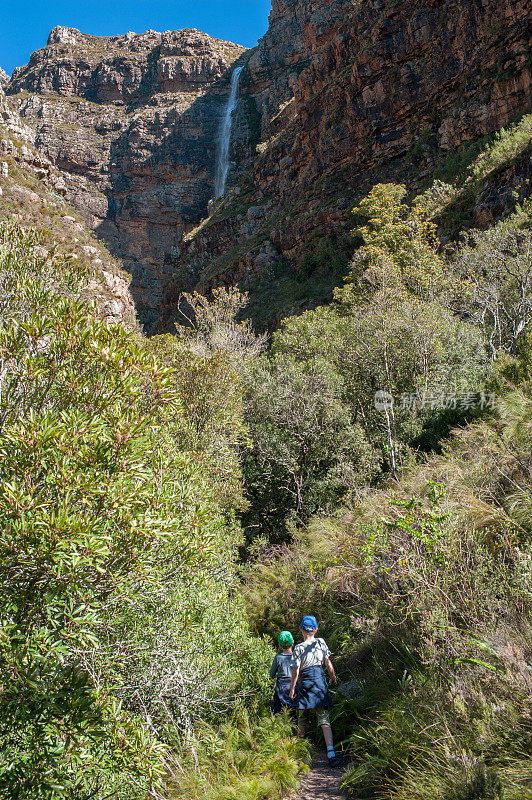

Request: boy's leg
left=297, top=709, right=307, bottom=738
left=316, top=708, right=334, bottom=748
left=321, top=723, right=334, bottom=749
left=317, top=708, right=341, bottom=765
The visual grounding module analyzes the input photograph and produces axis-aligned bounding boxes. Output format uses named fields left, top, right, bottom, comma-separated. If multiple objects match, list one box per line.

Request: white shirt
left=290, top=637, right=331, bottom=670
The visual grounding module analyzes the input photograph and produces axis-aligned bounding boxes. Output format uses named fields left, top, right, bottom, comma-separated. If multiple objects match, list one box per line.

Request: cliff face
left=0, top=82, right=136, bottom=327
left=159, top=0, right=532, bottom=329
left=7, top=26, right=245, bottom=328
left=4, top=1, right=532, bottom=332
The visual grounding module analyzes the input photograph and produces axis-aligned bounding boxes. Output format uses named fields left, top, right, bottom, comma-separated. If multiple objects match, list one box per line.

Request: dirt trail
left=292, top=750, right=345, bottom=800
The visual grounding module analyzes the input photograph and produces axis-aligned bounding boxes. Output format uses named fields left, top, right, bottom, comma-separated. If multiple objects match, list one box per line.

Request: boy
left=270, top=630, right=298, bottom=714
left=289, top=615, right=341, bottom=767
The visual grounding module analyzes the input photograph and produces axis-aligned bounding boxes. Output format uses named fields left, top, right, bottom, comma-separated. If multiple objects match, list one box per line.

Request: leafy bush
left=346, top=183, right=448, bottom=301
left=471, top=115, right=532, bottom=180
left=0, top=225, right=275, bottom=798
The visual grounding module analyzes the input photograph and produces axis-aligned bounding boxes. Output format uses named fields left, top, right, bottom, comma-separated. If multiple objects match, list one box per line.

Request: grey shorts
left=298, top=707, right=331, bottom=727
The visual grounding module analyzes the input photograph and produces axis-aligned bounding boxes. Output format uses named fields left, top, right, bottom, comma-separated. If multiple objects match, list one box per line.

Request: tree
left=345, top=183, right=448, bottom=302
left=242, top=352, right=375, bottom=539
left=175, top=287, right=267, bottom=361
left=146, top=333, right=249, bottom=514
left=453, top=205, right=532, bottom=357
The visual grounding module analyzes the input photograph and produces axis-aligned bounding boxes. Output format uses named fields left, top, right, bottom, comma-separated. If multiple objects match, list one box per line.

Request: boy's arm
left=289, top=666, right=300, bottom=699
left=324, top=656, right=337, bottom=685
left=269, top=656, right=278, bottom=679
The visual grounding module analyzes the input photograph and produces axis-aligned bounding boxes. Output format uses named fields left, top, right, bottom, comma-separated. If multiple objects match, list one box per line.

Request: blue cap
left=300, top=615, right=318, bottom=631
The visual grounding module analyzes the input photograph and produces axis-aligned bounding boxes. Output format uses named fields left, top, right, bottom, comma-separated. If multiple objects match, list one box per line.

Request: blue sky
left=0, top=0, right=272, bottom=75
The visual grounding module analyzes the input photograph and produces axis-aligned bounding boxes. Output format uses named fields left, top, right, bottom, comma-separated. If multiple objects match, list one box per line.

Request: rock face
left=5, top=2, right=532, bottom=332
left=159, top=0, right=532, bottom=329
left=0, top=82, right=68, bottom=195
left=7, top=27, right=246, bottom=328
left=0, top=83, right=137, bottom=327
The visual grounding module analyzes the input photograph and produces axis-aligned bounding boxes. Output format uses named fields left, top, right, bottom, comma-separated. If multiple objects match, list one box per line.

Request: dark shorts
left=297, top=665, right=333, bottom=710
left=272, top=676, right=298, bottom=714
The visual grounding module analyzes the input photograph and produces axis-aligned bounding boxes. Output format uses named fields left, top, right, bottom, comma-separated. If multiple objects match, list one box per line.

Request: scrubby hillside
left=244, top=375, right=532, bottom=798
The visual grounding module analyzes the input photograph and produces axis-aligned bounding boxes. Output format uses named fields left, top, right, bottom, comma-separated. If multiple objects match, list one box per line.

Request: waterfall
left=214, top=66, right=243, bottom=198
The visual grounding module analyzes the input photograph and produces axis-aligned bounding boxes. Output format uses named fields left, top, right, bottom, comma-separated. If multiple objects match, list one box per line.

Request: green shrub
left=346, top=183, right=448, bottom=301
left=471, top=115, right=532, bottom=180
left=0, top=225, right=274, bottom=797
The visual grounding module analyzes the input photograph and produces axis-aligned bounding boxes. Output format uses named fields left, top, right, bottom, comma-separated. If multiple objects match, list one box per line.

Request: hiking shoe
left=328, top=754, right=342, bottom=768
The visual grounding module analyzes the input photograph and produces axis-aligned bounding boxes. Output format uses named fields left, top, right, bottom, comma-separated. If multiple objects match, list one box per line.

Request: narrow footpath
left=292, top=750, right=345, bottom=800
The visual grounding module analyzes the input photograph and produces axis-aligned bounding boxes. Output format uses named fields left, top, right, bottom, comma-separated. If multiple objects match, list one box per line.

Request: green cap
left=278, top=630, right=294, bottom=647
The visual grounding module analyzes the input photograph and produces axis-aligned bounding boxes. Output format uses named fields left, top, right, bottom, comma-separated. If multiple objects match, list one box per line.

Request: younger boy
left=289, top=615, right=341, bottom=767
left=270, top=630, right=298, bottom=714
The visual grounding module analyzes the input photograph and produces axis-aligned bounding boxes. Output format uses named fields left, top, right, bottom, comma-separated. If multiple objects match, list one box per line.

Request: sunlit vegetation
left=1, top=106, right=531, bottom=800
left=241, top=177, right=532, bottom=799
left=0, top=224, right=283, bottom=799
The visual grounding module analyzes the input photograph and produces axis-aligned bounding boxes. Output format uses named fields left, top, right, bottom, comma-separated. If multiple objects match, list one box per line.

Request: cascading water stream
left=214, top=66, right=243, bottom=198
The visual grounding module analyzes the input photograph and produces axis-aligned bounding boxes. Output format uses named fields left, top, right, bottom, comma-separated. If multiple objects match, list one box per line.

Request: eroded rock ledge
left=0, top=82, right=137, bottom=326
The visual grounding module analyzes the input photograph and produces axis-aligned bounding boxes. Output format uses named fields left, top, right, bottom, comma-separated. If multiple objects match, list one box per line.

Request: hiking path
left=290, top=750, right=346, bottom=800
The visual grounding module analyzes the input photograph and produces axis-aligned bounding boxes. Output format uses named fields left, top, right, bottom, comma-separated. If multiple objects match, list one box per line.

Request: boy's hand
left=289, top=689, right=296, bottom=699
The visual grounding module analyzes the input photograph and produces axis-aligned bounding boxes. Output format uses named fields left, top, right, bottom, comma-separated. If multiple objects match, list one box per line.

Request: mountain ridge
left=3, top=0, right=532, bottom=332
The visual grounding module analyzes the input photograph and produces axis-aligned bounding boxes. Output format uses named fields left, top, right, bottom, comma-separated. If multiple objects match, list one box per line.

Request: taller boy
left=289, top=615, right=341, bottom=767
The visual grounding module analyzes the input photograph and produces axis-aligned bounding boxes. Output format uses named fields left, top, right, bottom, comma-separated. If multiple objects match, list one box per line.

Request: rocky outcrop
left=0, top=83, right=136, bottom=327
left=0, top=68, right=9, bottom=87
left=0, top=83, right=68, bottom=195
left=7, top=27, right=246, bottom=329
left=159, top=0, right=532, bottom=330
